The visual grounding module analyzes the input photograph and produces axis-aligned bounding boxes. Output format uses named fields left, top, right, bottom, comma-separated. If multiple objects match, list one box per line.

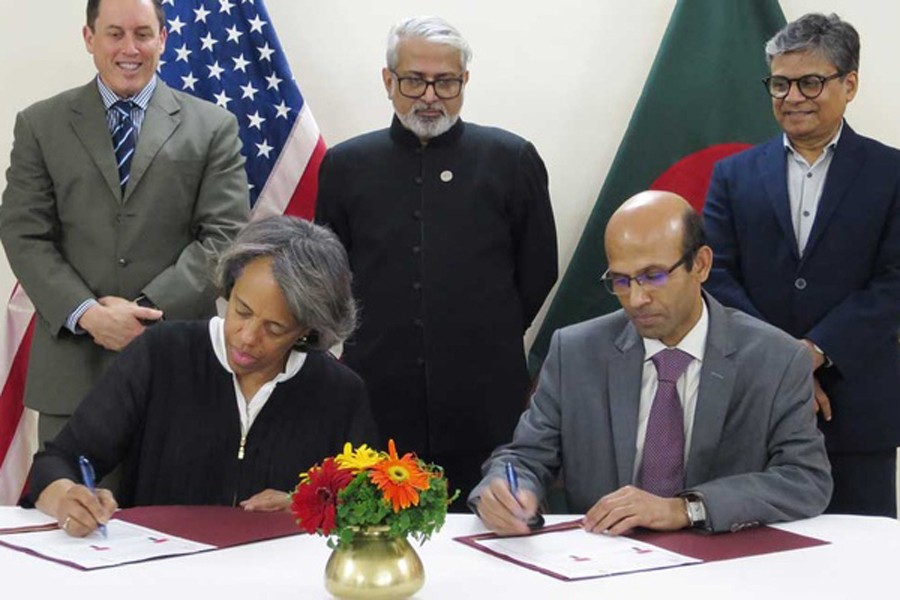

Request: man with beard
left=316, top=16, right=557, bottom=508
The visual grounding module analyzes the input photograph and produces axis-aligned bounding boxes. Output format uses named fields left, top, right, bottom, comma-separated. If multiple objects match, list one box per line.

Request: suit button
left=412, top=282, right=422, bottom=291
left=413, top=318, right=423, bottom=327
left=412, top=209, right=422, bottom=220
left=416, top=357, right=425, bottom=366
left=794, top=277, right=807, bottom=290
left=118, top=258, right=128, bottom=267
left=414, top=176, right=423, bottom=185
left=412, top=245, right=421, bottom=255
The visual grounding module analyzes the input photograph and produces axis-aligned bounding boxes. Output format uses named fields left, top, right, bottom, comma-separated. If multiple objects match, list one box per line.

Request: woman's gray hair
left=215, top=216, right=357, bottom=352
left=386, top=15, right=472, bottom=71
left=765, top=13, right=859, bottom=74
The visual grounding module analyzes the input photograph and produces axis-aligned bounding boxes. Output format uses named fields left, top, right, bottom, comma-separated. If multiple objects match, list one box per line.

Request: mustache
left=412, top=101, right=446, bottom=114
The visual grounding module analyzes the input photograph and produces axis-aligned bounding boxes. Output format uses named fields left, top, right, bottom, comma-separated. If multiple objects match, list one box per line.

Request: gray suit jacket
left=0, top=79, right=249, bottom=416
left=471, top=294, right=832, bottom=532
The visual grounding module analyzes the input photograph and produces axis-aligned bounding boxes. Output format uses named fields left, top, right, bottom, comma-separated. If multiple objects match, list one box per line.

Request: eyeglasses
left=762, top=72, right=845, bottom=100
left=601, top=251, right=694, bottom=296
left=390, top=70, right=465, bottom=100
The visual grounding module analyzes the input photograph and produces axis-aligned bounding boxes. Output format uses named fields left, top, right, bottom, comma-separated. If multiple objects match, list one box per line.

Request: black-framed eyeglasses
left=600, top=250, right=695, bottom=296
left=762, top=72, right=845, bottom=100
left=390, top=70, right=465, bottom=100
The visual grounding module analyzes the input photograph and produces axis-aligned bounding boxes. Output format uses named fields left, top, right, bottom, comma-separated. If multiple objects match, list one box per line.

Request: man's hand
left=582, top=485, right=689, bottom=535
left=36, top=479, right=118, bottom=538
left=474, top=477, right=540, bottom=536
left=240, top=489, right=292, bottom=512
left=78, top=296, right=163, bottom=351
left=812, top=376, right=832, bottom=421
left=798, top=340, right=832, bottom=420
left=801, top=339, right=826, bottom=371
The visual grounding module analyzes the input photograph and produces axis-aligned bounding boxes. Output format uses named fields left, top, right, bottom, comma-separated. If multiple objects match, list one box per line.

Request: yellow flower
left=334, top=442, right=384, bottom=472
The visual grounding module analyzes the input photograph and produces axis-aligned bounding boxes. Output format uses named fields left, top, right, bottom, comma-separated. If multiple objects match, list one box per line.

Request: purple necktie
left=637, top=348, right=694, bottom=497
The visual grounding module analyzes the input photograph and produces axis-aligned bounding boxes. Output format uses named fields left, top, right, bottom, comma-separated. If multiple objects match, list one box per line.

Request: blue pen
left=504, top=461, right=544, bottom=530
left=505, top=461, right=519, bottom=496
left=78, top=455, right=108, bottom=538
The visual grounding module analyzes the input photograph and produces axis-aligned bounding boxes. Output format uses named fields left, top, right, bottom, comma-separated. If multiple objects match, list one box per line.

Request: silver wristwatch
left=684, top=496, right=707, bottom=528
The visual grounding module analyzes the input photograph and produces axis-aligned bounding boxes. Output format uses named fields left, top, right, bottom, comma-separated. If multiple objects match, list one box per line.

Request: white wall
left=1, top=0, right=898, bottom=345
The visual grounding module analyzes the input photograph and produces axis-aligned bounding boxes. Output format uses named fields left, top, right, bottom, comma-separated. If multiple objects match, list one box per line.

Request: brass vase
left=324, top=526, right=425, bottom=599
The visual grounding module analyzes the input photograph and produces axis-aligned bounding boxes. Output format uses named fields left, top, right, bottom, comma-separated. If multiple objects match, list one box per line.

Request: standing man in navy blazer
left=0, top=0, right=248, bottom=445
left=704, top=13, right=900, bottom=516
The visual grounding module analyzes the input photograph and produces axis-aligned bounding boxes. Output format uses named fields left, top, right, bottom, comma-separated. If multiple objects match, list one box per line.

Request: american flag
left=159, top=0, right=325, bottom=218
left=0, top=0, right=325, bottom=503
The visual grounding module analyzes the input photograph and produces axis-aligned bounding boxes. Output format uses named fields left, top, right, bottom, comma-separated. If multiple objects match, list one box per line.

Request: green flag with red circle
left=529, top=0, right=786, bottom=373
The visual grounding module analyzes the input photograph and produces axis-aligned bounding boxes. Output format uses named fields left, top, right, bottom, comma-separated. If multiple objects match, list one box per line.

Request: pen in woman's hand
left=78, top=455, right=108, bottom=538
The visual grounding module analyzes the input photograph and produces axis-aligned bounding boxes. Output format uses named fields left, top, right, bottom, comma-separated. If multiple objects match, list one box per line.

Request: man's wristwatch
left=134, top=294, right=162, bottom=326
left=683, top=495, right=707, bottom=529
left=810, top=342, right=833, bottom=368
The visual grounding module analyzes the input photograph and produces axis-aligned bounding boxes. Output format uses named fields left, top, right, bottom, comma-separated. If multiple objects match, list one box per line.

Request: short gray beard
left=396, top=102, right=458, bottom=140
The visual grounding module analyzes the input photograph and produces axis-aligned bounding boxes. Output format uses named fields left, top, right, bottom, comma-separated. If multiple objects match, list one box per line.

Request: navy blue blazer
left=703, top=123, right=900, bottom=452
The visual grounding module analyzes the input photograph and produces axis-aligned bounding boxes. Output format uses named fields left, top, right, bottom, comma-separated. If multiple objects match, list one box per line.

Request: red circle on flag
left=650, top=143, right=752, bottom=212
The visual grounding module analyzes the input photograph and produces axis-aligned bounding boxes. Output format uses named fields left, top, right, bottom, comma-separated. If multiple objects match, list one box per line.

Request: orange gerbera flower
left=368, top=439, right=430, bottom=512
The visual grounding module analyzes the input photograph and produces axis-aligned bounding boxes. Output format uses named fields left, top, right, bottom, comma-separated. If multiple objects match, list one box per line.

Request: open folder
left=455, top=519, right=829, bottom=581
left=0, top=505, right=301, bottom=570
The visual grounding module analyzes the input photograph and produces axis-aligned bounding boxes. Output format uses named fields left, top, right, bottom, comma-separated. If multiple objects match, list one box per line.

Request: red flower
left=291, top=458, right=353, bottom=534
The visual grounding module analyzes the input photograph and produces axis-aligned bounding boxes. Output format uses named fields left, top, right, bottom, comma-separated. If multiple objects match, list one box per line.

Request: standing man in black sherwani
left=316, top=15, right=558, bottom=509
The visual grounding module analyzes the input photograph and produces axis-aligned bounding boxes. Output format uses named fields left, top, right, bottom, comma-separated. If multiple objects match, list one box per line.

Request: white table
left=0, top=513, right=896, bottom=599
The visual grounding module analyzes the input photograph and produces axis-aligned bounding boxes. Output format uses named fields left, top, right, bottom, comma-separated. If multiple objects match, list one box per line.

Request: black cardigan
left=30, top=320, right=378, bottom=507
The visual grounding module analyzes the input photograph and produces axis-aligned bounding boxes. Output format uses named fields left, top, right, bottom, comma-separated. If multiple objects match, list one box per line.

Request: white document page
left=0, top=519, right=214, bottom=569
left=0, top=507, right=57, bottom=533
left=476, top=527, right=701, bottom=580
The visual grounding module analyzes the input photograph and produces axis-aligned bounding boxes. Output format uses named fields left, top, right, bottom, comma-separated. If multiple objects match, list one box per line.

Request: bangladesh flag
left=529, top=0, right=786, bottom=373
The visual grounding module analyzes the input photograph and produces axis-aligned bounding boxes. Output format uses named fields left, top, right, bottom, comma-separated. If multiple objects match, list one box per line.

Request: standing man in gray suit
left=0, top=0, right=248, bottom=444
left=470, top=191, right=831, bottom=535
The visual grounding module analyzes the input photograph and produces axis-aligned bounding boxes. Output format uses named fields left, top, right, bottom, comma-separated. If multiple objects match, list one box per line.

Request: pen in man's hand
left=505, top=461, right=519, bottom=496
left=504, top=461, right=544, bottom=530
left=78, top=455, right=108, bottom=538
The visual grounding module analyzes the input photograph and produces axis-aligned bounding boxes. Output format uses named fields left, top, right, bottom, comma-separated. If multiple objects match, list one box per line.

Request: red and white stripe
left=0, top=284, right=38, bottom=505
left=251, top=104, right=326, bottom=222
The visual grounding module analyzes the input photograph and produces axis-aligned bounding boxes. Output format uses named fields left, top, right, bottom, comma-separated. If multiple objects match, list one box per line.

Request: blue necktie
left=637, top=348, right=694, bottom=497
left=111, top=101, right=136, bottom=192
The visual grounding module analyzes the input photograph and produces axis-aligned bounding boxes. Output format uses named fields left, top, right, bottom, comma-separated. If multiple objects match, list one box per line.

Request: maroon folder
left=455, top=519, right=829, bottom=581
left=627, top=525, right=828, bottom=562
left=115, top=505, right=301, bottom=548
left=0, top=506, right=303, bottom=571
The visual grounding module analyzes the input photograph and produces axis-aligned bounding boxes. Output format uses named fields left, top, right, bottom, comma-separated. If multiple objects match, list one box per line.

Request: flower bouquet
left=290, top=439, right=458, bottom=547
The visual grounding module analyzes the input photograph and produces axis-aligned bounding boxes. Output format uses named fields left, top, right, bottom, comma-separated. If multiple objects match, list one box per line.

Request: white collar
left=642, top=297, right=709, bottom=363
left=208, top=316, right=306, bottom=383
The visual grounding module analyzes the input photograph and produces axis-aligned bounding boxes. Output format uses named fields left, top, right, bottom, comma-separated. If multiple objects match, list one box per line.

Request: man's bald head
left=603, top=191, right=711, bottom=346
left=605, top=191, right=705, bottom=266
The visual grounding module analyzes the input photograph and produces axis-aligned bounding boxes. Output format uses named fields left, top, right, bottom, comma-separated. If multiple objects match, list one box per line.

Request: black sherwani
left=316, top=117, right=557, bottom=502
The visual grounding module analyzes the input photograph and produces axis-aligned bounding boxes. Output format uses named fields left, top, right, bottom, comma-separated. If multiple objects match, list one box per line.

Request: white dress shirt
left=784, top=122, right=842, bottom=255
left=633, top=299, right=709, bottom=481
left=208, top=316, right=306, bottom=441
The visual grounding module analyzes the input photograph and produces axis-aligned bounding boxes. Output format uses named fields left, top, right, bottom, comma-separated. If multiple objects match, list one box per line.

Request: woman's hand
left=36, top=479, right=118, bottom=537
left=240, top=488, right=292, bottom=512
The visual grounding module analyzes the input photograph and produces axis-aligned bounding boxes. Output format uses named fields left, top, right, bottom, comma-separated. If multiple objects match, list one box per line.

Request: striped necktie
left=111, top=100, right=136, bottom=192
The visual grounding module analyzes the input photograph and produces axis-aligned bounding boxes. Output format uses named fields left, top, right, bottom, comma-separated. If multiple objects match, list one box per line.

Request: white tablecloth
left=0, top=512, right=896, bottom=599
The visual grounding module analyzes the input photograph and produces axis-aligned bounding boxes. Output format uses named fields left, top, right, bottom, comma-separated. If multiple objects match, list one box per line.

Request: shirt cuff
left=66, top=298, right=98, bottom=334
